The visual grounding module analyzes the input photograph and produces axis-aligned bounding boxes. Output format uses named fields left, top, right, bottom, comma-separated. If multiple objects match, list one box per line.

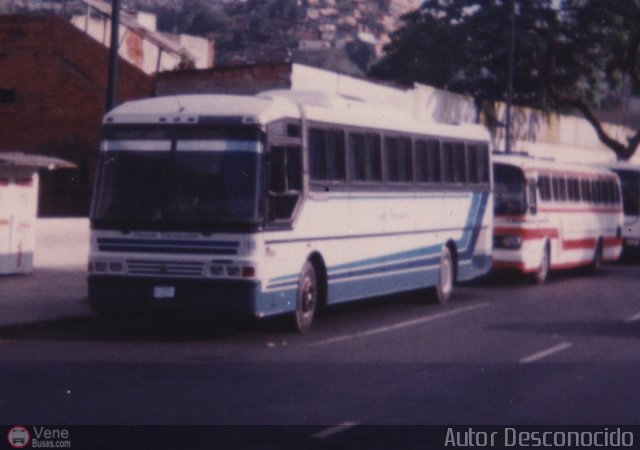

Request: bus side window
left=442, top=142, right=466, bottom=184
left=568, top=178, right=580, bottom=202
left=309, top=128, right=345, bottom=182
left=477, top=144, right=490, bottom=183
left=580, top=179, right=592, bottom=203
left=349, top=132, right=381, bottom=182
left=466, top=145, right=480, bottom=183
left=415, top=139, right=441, bottom=183
left=528, top=178, right=537, bottom=215
left=552, top=177, right=560, bottom=201
left=268, top=145, right=302, bottom=221
left=537, top=175, right=551, bottom=201
left=383, top=136, right=413, bottom=183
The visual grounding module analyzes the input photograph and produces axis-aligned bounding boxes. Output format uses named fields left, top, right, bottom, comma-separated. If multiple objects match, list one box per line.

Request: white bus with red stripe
left=492, top=154, right=623, bottom=283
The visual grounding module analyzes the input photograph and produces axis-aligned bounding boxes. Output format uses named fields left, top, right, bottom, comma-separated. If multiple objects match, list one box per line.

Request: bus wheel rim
left=441, top=254, right=452, bottom=295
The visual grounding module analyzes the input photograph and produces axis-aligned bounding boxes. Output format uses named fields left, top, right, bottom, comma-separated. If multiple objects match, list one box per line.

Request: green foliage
left=369, top=0, right=640, bottom=159
left=346, top=40, right=376, bottom=73
left=370, top=0, right=560, bottom=108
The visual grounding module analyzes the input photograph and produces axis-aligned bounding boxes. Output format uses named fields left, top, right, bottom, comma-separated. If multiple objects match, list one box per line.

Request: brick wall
left=156, top=63, right=293, bottom=96
left=0, top=15, right=154, bottom=216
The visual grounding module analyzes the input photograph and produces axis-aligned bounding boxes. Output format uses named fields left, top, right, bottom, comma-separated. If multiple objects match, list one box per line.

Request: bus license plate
left=627, top=239, right=640, bottom=247
left=153, top=286, right=175, bottom=299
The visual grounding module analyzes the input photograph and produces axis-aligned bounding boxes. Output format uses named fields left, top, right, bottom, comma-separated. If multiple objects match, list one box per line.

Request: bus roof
left=104, top=94, right=300, bottom=126
left=259, top=90, right=490, bottom=142
left=493, top=152, right=618, bottom=177
left=104, top=91, right=490, bottom=143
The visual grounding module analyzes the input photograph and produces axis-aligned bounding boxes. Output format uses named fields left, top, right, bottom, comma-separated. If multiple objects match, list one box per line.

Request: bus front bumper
left=88, top=275, right=268, bottom=317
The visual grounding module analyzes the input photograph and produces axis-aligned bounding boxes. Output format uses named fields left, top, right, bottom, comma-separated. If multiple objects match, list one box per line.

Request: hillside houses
left=295, top=0, right=420, bottom=57
left=217, top=0, right=420, bottom=70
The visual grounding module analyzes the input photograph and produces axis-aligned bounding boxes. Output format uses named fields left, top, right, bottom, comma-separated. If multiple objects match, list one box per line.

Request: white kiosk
left=0, top=153, right=75, bottom=275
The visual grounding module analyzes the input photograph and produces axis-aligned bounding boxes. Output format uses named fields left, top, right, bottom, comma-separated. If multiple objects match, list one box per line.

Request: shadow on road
left=0, top=313, right=268, bottom=343
left=0, top=287, right=484, bottom=343
left=468, top=264, right=628, bottom=288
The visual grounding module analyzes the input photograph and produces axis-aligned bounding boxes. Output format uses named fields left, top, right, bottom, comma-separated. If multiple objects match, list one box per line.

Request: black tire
left=430, top=246, right=454, bottom=304
left=589, top=239, right=603, bottom=273
left=531, top=242, right=550, bottom=284
left=291, top=261, right=318, bottom=333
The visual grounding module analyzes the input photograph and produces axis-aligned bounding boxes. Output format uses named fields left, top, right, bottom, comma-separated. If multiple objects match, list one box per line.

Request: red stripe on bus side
left=561, top=236, right=621, bottom=251
left=562, top=238, right=596, bottom=250
left=494, top=227, right=559, bottom=240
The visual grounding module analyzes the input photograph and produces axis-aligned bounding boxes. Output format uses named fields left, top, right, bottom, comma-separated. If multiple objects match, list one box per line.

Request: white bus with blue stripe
left=88, top=90, right=493, bottom=332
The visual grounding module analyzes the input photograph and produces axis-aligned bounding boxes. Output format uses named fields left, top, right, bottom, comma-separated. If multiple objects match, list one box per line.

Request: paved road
left=1, top=260, right=639, bottom=433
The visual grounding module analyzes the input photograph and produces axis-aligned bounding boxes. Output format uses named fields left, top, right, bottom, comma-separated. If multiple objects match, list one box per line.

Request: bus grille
left=127, top=260, right=205, bottom=277
left=97, top=238, right=239, bottom=255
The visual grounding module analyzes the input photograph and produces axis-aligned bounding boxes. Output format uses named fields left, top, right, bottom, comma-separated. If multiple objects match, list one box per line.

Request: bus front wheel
left=531, top=242, right=550, bottom=284
left=430, top=247, right=454, bottom=304
left=291, top=261, right=317, bottom=333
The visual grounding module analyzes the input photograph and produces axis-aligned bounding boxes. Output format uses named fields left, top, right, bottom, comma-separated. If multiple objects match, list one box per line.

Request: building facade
left=0, top=15, right=154, bottom=216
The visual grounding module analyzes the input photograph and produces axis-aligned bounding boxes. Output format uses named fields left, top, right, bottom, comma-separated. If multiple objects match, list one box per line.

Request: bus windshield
left=493, top=163, right=528, bottom=216
left=91, top=126, right=263, bottom=230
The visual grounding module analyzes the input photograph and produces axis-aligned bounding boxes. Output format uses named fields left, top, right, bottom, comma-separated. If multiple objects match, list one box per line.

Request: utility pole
left=106, top=0, right=121, bottom=112
left=505, top=0, right=516, bottom=153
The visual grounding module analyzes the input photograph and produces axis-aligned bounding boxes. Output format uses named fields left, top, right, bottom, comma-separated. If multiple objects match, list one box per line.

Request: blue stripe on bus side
left=265, top=192, right=490, bottom=291
left=329, top=265, right=440, bottom=304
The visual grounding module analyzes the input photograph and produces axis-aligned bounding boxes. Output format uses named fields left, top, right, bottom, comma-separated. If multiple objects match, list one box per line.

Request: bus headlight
left=93, top=261, right=108, bottom=272
left=494, top=235, right=522, bottom=249
left=109, top=262, right=124, bottom=272
left=89, top=260, right=125, bottom=273
left=209, top=265, right=224, bottom=277
left=209, top=263, right=256, bottom=279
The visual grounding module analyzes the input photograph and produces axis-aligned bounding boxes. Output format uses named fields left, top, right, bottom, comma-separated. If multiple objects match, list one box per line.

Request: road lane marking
left=519, top=342, right=573, bottom=364
left=312, top=421, right=359, bottom=439
left=309, top=302, right=490, bottom=347
left=624, top=312, right=640, bottom=323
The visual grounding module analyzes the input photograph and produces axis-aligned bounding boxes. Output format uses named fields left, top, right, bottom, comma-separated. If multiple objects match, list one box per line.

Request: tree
left=546, top=0, right=640, bottom=159
left=369, top=0, right=640, bottom=160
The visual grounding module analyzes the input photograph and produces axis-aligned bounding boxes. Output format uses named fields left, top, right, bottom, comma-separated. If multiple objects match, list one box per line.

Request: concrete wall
left=34, top=218, right=89, bottom=269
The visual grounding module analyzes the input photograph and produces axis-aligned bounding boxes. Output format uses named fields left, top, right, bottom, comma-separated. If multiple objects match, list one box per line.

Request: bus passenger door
left=267, top=145, right=303, bottom=225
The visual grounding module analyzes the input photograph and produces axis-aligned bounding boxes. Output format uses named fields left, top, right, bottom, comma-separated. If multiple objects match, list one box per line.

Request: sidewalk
left=0, top=218, right=91, bottom=326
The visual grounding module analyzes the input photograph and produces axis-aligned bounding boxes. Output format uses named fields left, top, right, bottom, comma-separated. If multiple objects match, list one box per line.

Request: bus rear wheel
left=430, top=247, right=454, bottom=304
left=589, top=239, right=603, bottom=273
left=291, top=261, right=317, bottom=333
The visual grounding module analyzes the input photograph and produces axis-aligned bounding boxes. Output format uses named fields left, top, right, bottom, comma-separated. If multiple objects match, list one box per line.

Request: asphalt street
left=0, top=261, right=639, bottom=430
